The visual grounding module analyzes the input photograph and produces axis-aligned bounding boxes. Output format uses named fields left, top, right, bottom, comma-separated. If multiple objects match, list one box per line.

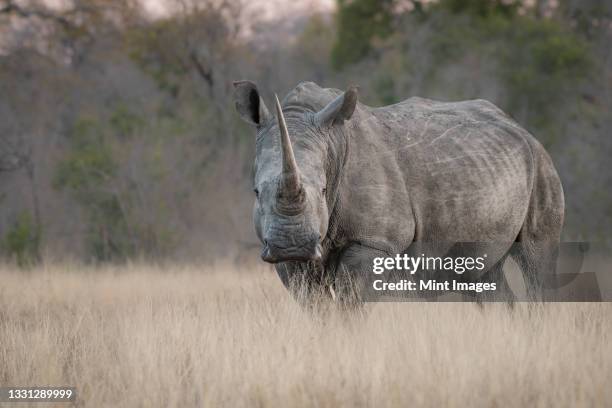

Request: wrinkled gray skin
left=233, top=81, right=564, bottom=305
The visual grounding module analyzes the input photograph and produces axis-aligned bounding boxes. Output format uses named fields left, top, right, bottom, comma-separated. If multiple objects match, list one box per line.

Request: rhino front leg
left=331, top=244, right=389, bottom=309
left=275, top=261, right=333, bottom=309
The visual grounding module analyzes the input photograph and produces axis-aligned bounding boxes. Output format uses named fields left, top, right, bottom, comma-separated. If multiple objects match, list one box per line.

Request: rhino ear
left=233, top=80, right=272, bottom=127
left=314, top=85, right=359, bottom=128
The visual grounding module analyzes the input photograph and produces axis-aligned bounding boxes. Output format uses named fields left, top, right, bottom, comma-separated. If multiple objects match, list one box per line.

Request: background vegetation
left=1, top=0, right=611, bottom=264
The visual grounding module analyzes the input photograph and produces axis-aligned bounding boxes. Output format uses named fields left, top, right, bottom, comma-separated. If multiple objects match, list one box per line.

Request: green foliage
left=110, top=104, right=145, bottom=138
left=357, top=3, right=592, bottom=146
left=331, top=0, right=395, bottom=69
left=373, top=73, right=396, bottom=105
left=54, top=117, right=133, bottom=261
left=438, top=0, right=520, bottom=18
left=54, top=110, right=183, bottom=261
left=86, top=196, right=135, bottom=262
left=54, top=118, right=115, bottom=191
left=498, top=19, right=591, bottom=141
left=556, top=0, right=612, bottom=38
left=294, top=14, right=335, bottom=81
left=127, top=21, right=187, bottom=95
left=298, top=14, right=335, bottom=56
left=2, top=212, right=40, bottom=267
left=332, top=0, right=519, bottom=69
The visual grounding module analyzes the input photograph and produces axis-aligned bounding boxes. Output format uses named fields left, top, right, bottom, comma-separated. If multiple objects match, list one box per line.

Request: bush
left=2, top=212, right=41, bottom=267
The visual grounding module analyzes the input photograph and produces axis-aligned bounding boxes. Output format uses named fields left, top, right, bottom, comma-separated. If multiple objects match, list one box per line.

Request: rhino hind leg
left=509, top=141, right=564, bottom=301
left=474, top=254, right=515, bottom=305
left=511, top=242, right=560, bottom=301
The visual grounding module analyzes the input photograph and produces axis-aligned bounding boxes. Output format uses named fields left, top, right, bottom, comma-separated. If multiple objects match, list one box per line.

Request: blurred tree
left=438, top=0, right=520, bottom=18
left=1, top=0, right=610, bottom=263
left=293, top=13, right=335, bottom=84
left=128, top=0, right=242, bottom=101
left=52, top=105, right=185, bottom=261
left=0, top=134, right=26, bottom=173
left=0, top=0, right=137, bottom=65
left=497, top=19, right=591, bottom=139
left=331, top=0, right=394, bottom=69
left=556, top=0, right=612, bottom=38
left=53, top=117, right=132, bottom=261
left=2, top=211, right=40, bottom=267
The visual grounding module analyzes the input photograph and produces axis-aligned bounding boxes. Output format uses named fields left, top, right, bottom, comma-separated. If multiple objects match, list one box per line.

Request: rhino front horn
left=274, top=94, right=302, bottom=196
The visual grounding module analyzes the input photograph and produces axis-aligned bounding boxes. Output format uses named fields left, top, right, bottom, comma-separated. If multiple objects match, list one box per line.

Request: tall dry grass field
left=0, top=263, right=610, bottom=407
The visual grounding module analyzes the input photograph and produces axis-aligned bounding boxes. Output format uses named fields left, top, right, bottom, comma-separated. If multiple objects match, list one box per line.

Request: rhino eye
left=253, top=188, right=259, bottom=198
left=322, top=187, right=327, bottom=195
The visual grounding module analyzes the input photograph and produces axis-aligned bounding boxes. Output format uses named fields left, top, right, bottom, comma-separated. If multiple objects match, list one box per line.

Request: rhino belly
left=409, top=130, right=533, bottom=244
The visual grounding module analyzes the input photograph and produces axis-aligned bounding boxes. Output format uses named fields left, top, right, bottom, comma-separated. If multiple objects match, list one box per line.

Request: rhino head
left=233, top=81, right=358, bottom=263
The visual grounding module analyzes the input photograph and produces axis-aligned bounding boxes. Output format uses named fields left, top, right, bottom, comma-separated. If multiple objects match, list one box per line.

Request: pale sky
left=142, top=0, right=335, bottom=20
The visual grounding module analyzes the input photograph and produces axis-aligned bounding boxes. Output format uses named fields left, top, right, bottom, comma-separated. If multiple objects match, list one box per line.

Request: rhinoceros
left=233, top=80, right=564, bottom=305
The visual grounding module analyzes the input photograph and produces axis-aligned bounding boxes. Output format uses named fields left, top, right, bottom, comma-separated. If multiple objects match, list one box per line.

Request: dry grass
left=0, top=262, right=610, bottom=408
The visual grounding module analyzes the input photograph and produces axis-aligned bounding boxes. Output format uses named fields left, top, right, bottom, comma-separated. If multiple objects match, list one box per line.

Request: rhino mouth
left=261, top=240, right=322, bottom=263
